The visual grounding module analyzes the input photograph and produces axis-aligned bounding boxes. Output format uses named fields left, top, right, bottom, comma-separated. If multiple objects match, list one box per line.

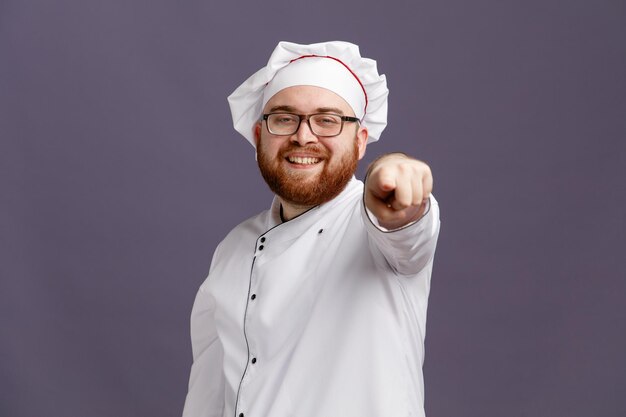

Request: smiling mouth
left=286, top=156, right=321, bottom=165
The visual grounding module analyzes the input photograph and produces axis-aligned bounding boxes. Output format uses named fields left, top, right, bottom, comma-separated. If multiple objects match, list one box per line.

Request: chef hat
left=228, top=41, right=389, bottom=147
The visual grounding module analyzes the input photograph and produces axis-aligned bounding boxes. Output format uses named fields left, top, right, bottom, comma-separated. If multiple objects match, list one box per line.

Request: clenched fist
left=364, top=153, right=433, bottom=230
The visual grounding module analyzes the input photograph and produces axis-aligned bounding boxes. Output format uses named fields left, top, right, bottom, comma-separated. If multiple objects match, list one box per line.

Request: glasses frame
left=262, top=112, right=360, bottom=138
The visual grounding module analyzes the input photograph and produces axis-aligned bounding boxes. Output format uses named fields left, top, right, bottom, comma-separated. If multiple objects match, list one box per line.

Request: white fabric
left=183, top=179, right=440, bottom=417
left=228, top=41, right=389, bottom=147
left=262, top=56, right=366, bottom=120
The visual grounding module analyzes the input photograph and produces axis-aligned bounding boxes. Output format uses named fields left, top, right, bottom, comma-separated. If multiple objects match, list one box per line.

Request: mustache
left=279, top=144, right=329, bottom=158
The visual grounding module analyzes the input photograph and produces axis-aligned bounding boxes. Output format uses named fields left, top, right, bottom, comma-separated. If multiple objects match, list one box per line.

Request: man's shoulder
left=217, top=209, right=271, bottom=248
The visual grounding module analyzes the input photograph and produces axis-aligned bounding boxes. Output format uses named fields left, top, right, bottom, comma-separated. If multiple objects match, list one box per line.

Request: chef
left=183, top=41, right=440, bottom=417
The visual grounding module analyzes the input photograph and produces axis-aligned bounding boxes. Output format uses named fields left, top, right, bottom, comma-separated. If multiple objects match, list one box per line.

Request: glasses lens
left=310, top=114, right=342, bottom=136
left=268, top=113, right=300, bottom=135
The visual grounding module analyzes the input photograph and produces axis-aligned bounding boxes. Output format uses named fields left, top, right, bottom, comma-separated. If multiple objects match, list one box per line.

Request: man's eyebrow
left=315, top=107, right=345, bottom=115
left=268, top=105, right=297, bottom=113
left=267, top=105, right=347, bottom=115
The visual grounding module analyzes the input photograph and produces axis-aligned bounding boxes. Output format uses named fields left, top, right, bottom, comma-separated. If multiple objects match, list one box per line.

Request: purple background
left=1, top=0, right=625, bottom=416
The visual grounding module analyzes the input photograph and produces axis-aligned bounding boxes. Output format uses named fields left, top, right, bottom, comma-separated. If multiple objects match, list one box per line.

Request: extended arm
left=363, top=153, right=439, bottom=276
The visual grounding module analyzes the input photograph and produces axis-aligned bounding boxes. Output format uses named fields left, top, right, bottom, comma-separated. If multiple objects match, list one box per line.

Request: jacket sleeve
left=362, top=194, right=440, bottom=276
left=182, top=257, right=225, bottom=417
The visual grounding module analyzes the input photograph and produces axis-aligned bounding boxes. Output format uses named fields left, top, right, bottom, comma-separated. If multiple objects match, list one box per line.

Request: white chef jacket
left=183, top=177, right=440, bottom=417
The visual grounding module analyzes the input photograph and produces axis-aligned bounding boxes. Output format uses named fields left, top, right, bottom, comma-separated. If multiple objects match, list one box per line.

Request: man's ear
left=254, top=121, right=262, bottom=147
left=356, top=126, right=368, bottom=160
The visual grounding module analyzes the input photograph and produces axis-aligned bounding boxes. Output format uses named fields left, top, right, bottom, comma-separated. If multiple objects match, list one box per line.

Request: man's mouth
left=286, top=156, right=321, bottom=165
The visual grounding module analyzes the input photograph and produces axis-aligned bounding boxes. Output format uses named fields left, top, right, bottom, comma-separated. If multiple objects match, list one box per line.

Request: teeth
left=288, top=156, right=320, bottom=165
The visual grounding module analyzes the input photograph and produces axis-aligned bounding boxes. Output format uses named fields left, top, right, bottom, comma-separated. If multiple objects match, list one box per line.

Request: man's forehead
left=264, top=85, right=355, bottom=115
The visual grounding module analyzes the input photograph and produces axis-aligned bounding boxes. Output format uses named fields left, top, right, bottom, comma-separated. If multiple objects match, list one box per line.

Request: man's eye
left=275, top=116, right=297, bottom=124
left=315, top=116, right=340, bottom=124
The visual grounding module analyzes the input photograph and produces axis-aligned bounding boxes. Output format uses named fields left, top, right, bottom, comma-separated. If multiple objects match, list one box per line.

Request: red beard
left=257, top=141, right=359, bottom=207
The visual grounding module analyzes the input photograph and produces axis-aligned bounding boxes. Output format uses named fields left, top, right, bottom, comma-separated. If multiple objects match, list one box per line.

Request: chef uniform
left=183, top=41, right=441, bottom=417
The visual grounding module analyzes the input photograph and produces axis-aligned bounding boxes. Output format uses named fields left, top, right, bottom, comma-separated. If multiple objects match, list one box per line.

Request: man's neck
left=279, top=199, right=314, bottom=222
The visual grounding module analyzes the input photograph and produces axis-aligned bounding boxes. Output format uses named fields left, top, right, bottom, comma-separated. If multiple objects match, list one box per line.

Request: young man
left=183, top=41, right=440, bottom=417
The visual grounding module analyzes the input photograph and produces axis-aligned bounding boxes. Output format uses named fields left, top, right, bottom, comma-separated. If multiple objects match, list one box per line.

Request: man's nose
left=291, top=119, right=318, bottom=146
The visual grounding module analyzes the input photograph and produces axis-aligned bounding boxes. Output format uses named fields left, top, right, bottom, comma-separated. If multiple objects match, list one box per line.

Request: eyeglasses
left=262, top=113, right=360, bottom=137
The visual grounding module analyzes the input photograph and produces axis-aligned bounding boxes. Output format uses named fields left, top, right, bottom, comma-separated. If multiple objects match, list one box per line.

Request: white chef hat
left=228, top=41, right=389, bottom=147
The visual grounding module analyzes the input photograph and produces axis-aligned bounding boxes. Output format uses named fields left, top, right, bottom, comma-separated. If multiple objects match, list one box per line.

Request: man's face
left=254, top=85, right=368, bottom=208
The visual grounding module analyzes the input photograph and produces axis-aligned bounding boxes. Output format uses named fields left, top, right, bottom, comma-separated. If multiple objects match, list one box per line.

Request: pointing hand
left=364, top=153, right=433, bottom=230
